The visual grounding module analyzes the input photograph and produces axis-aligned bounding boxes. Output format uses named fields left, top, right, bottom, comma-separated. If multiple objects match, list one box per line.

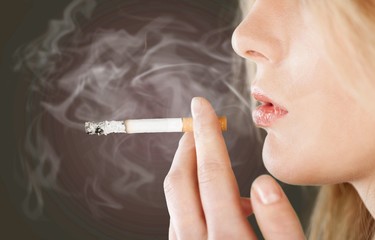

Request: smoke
left=13, top=0, right=260, bottom=234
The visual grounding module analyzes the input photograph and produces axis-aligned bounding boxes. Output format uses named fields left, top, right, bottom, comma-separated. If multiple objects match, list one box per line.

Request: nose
left=231, top=1, right=283, bottom=64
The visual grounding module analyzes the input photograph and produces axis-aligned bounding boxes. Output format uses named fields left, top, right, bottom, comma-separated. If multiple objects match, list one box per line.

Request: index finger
left=191, top=97, right=252, bottom=236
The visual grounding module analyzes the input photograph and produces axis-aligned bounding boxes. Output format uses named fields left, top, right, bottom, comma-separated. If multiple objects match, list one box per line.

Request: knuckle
left=163, top=171, right=185, bottom=195
left=181, top=226, right=207, bottom=239
left=197, top=160, right=227, bottom=185
left=163, top=176, right=176, bottom=195
left=208, top=230, right=248, bottom=240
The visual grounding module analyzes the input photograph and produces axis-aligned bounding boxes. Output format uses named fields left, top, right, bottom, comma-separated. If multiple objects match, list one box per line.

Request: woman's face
left=232, top=1, right=375, bottom=185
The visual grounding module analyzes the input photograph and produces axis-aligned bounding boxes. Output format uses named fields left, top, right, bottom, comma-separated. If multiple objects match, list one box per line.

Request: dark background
left=1, top=2, right=71, bottom=239
left=1, top=1, right=317, bottom=239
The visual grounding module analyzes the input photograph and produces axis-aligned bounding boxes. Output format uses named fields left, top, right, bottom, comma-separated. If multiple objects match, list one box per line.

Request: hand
left=164, top=97, right=305, bottom=239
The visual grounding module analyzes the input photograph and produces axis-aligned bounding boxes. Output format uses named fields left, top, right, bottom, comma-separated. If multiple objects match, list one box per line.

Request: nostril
left=246, top=50, right=269, bottom=60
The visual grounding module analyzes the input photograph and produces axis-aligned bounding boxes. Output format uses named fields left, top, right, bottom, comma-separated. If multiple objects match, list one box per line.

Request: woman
left=164, top=1, right=375, bottom=239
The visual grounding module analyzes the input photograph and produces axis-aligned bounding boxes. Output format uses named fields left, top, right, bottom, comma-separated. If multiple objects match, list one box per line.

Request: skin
left=165, top=0, right=375, bottom=238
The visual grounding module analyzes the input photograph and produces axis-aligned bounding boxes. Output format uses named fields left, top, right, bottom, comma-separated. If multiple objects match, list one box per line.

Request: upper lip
left=251, top=87, right=287, bottom=110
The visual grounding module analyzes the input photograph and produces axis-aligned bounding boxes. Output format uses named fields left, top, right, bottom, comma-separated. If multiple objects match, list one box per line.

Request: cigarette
left=84, top=117, right=227, bottom=135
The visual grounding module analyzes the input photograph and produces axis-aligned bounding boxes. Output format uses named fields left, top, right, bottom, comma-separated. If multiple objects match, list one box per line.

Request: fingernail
left=254, top=180, right=282, bottom=205
left=191, top=97, right=202, bottom=118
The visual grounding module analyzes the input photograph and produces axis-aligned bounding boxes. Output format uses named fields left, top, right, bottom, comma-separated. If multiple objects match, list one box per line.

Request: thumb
left=251, top=175, right=305, bottom=240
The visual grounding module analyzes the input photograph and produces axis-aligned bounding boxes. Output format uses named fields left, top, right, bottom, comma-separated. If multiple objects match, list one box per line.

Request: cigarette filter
left=85, top=117, right=227, bottom=135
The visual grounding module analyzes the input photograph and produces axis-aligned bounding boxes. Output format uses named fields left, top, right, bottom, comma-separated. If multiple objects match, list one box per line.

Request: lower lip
left=252, top=105, right=288, bottom=127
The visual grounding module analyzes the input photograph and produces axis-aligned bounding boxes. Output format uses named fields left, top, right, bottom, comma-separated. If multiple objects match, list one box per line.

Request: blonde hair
left=308, top=184, right=375, bottom=239
left=238, top=0, right=375, bottom=239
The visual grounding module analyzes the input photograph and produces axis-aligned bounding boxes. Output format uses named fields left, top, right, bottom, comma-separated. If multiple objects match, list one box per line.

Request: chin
left=261, top=136, right=321, bottom=185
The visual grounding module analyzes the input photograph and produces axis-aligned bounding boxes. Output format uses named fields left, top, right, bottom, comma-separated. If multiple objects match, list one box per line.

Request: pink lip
left=251, top=92, right=288, bottom=127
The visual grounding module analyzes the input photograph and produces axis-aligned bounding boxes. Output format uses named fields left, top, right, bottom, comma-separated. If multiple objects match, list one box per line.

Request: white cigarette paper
left=84, top=117, right=227, bottom=135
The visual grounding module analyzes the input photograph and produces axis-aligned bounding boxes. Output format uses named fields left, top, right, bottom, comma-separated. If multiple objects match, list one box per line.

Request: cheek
left=262, top=126, right=331, bottom=184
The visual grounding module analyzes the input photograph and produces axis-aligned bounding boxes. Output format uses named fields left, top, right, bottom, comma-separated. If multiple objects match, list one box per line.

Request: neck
left=350, top=176, right=375, bottom=219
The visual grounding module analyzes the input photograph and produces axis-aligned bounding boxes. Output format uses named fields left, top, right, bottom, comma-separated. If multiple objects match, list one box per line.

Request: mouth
left=251, top=91, right=288, bottom=127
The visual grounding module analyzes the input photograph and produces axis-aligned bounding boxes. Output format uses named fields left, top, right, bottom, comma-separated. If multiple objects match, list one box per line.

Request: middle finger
left=164, top=133, right=207, bottom=239
left=191, top=97, right=253, bottom=235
